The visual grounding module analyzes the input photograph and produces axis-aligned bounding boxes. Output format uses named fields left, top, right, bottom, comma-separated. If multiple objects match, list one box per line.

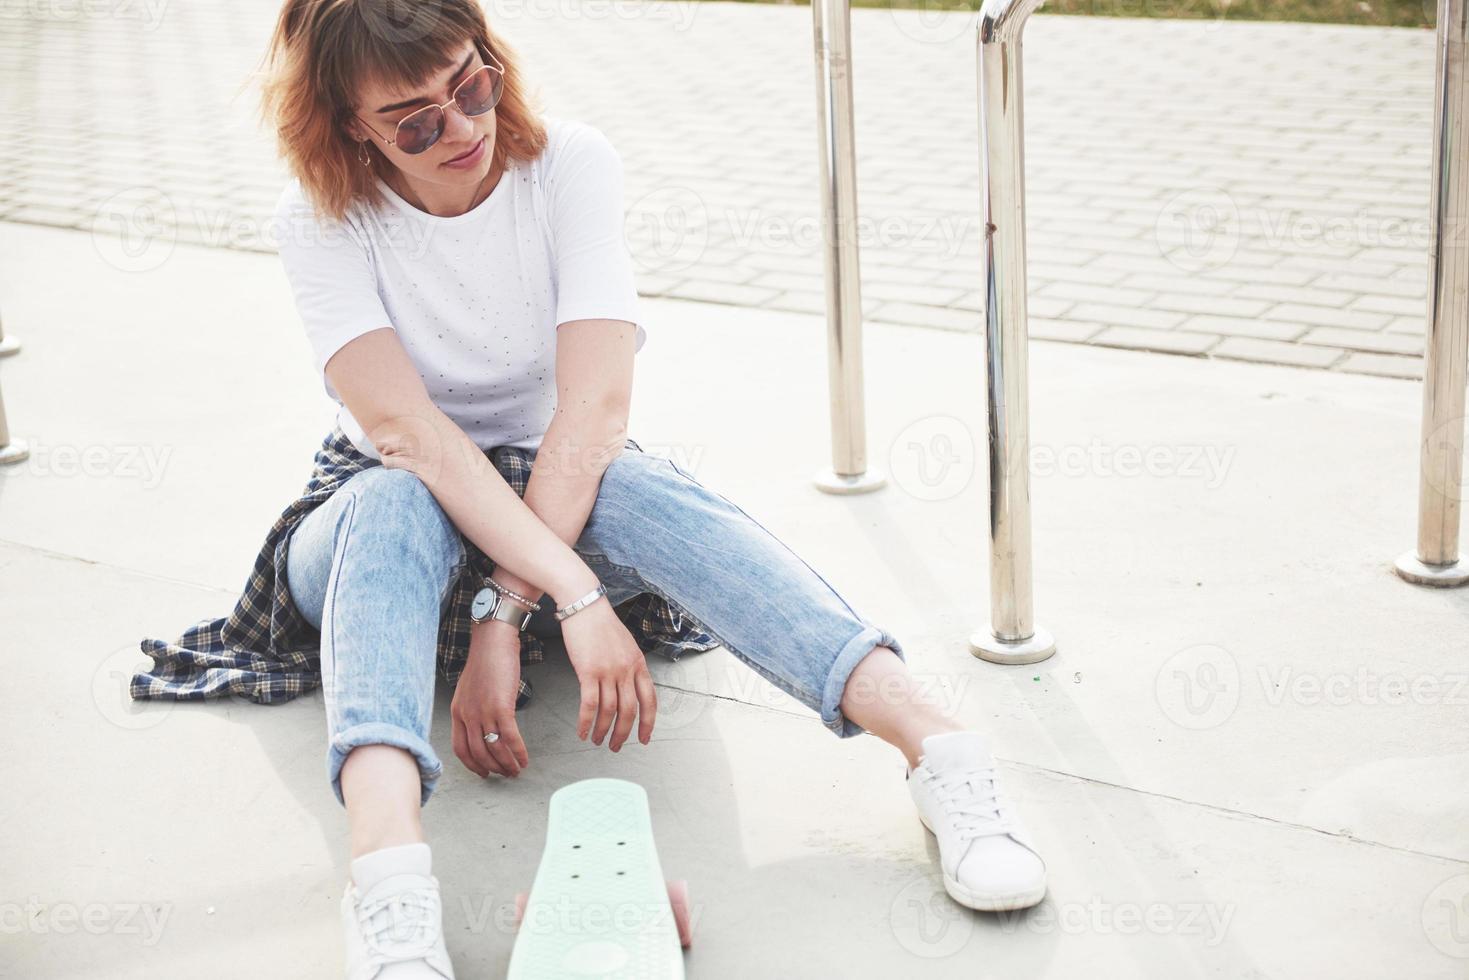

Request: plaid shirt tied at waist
left=130, top=424, right=720, bottom=707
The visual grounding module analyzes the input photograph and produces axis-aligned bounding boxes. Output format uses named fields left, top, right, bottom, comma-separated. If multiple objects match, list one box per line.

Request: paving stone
left=1301, top=327, right=1425, bottom=356
left=1214, top=337, right=1346, bottom=369
left=1337, top=352, right=1425, bottom=379
left=0, top=0, right=1442, bottom=383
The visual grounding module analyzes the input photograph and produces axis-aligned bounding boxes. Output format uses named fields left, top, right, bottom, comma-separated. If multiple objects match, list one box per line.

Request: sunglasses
left=357, top=51, right=505, bottom=156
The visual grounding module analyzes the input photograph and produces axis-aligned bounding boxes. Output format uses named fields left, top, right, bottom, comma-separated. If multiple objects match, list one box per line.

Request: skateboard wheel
left=667, top=878, right=692, bottom=948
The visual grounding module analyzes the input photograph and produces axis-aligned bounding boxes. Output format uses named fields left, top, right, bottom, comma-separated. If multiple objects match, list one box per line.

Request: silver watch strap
left=470, top=585, right=533, bottom=630
left=486, top=594, right=533, bottom=631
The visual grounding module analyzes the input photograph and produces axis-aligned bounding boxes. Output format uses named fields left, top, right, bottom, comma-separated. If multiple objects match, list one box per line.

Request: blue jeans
left=284, top=448, right=905, bottom=808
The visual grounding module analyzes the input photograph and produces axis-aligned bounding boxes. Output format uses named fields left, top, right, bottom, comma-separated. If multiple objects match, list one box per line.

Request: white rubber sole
left=915, top=810, right=1048, bottom=913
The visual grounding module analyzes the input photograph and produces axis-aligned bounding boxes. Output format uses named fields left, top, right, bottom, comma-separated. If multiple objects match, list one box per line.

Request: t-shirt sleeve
left=545, top=122, right=646, bottom=351
left=272, top=182, right=395, bottom=401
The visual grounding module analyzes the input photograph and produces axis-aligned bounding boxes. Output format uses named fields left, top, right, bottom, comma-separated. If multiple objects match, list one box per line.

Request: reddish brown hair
left=259, top=0, right=547, bottom=220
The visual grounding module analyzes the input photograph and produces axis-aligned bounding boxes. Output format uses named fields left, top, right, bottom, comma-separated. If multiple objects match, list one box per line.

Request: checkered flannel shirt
left=130, top=423, right=720, bottom=707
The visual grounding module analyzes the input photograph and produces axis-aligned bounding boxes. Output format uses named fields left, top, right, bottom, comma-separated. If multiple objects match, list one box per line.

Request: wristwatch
left=469, top=583, right=534, bottom=630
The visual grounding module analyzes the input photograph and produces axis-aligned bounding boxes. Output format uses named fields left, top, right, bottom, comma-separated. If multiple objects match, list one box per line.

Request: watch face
left=470, top=587, right=495, bottom=621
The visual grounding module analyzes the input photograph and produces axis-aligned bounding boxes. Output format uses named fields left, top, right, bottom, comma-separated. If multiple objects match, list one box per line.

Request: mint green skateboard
left=509, top=778, right=692, bottom=978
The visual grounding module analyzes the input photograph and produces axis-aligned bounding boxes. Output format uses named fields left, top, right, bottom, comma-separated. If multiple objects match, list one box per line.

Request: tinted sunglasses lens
left=396, top=106, right=444, bottom=154
left=456, top=66, right=502, bottom=117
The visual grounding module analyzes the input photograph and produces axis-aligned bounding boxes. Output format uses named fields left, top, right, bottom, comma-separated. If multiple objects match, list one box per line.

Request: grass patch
left=737, top=0, right=1434, bottom=30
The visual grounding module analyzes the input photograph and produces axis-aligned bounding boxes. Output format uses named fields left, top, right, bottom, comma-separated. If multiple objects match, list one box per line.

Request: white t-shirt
left=272, top=115, right=646, bottom=459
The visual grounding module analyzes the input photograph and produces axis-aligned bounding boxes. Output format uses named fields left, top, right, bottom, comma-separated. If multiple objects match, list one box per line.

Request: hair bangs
left=259, top=0, right=549, bottom=221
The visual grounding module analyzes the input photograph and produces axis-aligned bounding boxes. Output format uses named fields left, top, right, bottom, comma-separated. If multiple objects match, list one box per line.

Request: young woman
left=133, top=0, right=1047, bottom=974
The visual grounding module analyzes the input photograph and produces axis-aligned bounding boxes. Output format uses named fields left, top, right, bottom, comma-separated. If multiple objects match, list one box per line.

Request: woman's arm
left=479, top=316, right=638, bottom=621
left=325, top=326, right=603, bottom=609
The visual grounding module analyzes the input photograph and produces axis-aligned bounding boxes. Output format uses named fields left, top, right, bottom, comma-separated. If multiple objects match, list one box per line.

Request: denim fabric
left=284, top=448, right=905, bottom=809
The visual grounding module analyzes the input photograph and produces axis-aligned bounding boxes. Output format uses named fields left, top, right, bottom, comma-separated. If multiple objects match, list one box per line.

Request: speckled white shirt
left=272, top=115, right=645, bottom=459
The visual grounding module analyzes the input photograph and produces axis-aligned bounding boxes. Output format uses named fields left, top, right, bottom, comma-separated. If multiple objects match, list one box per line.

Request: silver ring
left=482, top=731, right=500, bottom=744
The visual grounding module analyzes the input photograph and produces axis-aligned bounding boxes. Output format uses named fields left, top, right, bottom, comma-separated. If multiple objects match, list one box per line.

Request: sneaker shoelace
left=921, top=764, right=1016, bottom=842
left=356, top=884, right=441, bottom=964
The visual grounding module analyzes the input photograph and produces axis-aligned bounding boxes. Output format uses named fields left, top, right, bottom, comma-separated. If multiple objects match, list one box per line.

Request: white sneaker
left=341, top=871, right=456, bottom=979
left=906, top=731, right=1048, bottom=912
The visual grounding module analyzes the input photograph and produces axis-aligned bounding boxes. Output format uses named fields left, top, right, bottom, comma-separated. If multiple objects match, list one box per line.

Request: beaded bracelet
left=483, top=576, right=542, bottom=612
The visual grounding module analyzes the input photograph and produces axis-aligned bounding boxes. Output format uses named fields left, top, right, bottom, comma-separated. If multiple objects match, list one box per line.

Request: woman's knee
left=593, top=450, right=687, bottom=518
left=345, top=466, right=466, bottom=583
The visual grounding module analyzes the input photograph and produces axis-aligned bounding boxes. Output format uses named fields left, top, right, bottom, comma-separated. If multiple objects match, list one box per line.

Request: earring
left=356, top=140, right=372, bottom=168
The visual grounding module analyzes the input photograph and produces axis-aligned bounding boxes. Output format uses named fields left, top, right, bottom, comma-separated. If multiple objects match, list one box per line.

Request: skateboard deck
left=508, top=778, right=686, bottom=979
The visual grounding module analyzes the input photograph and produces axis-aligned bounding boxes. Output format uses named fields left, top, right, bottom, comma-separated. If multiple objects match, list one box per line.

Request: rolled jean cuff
left=327, top=722, right=445, bottom=808
left=821, top=624, right=906, bottom=738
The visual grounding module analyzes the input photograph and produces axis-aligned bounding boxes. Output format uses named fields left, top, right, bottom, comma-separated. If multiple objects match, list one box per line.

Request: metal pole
left=811, top=0, right=884, bottom=495
left=970, top=0, right=1055, bottom=663
left=0, top=307, right=19, bottom=358
left=1397, top=0, right=1469, bottom=587
left=0, top=377, right=28, bottom=465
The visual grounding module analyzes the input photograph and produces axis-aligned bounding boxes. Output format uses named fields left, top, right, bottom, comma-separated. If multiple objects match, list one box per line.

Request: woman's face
left=349, top=39, right=498, bottom=195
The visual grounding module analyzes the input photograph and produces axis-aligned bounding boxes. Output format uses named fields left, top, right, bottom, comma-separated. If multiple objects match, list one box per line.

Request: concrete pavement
left=0, top=220, right=1465, bottom=977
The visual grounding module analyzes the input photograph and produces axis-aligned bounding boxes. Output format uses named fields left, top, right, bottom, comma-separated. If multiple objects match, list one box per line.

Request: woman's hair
left=259, top=0, right=547, bottom=220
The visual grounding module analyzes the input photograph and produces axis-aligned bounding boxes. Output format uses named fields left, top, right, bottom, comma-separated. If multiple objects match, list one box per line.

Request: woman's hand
left=451, top=619, right=530, bottom=778
left=558, top=599, right=658, bottom=752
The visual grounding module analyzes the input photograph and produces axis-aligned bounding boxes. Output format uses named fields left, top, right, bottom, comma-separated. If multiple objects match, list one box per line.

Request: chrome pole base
left=0, top=335, right=18, bottom=357
left=0, top=440, right=29, bottom=465
left=1394, top=551, right=1469, bottom=587
left=812, top=467, right=886, bottom=495
left=969, top=624, right=1056, bottom=665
